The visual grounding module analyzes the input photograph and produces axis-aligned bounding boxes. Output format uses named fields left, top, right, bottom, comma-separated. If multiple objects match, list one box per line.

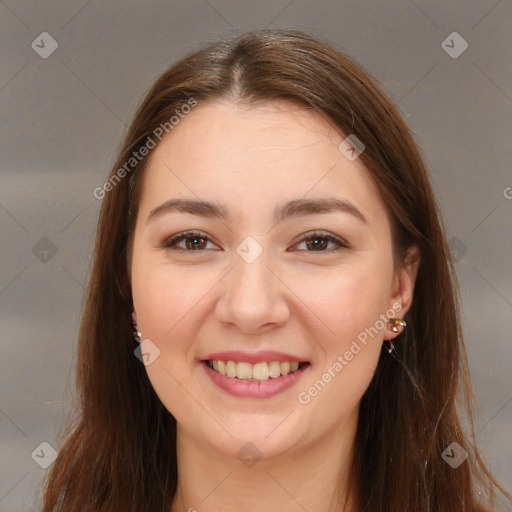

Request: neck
left=170, top=408, right=360, bottom=512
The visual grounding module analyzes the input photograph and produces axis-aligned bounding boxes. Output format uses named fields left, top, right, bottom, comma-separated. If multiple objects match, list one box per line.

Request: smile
left=206, top=360, right=308, bottom=382
left=202, top=358, right=311, bottom=399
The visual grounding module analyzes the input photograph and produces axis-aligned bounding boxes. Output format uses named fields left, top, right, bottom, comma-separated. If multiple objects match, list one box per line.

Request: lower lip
left=202, top=361, right=310, bottom=399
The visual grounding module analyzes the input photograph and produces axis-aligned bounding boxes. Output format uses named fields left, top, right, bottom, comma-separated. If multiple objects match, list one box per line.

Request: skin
left=130, top=99, right=419, bottom=512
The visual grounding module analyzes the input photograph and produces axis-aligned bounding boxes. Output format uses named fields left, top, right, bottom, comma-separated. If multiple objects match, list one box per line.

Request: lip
left=202, top=350, right=307, bottom=364
left=201, top=360, right=311, bottom=399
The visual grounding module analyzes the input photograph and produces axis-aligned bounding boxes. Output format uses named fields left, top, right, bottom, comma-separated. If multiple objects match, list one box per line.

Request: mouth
left=203, top=359, right=310, bottom=382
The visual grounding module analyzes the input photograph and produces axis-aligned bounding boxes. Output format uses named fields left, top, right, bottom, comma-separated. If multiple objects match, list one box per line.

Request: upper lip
left=202, top=350, right=308, bottom=364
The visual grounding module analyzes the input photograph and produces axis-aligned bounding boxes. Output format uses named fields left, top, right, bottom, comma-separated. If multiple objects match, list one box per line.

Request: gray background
left=1, top=0, right=511, bottom=510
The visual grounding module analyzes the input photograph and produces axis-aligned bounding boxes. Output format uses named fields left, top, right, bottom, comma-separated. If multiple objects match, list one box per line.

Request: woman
left=42, top=29, right=510, bottom=511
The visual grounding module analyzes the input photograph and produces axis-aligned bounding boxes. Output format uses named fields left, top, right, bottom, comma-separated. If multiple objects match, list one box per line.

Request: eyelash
left=161, top=230, right=349, bottom=253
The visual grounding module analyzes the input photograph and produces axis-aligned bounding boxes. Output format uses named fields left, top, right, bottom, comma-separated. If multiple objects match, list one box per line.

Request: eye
left=291, top=230, right=349, bottom=253
left=161, top=230, right=349, bottom=253
left=161, top=231, right=219, bottom=251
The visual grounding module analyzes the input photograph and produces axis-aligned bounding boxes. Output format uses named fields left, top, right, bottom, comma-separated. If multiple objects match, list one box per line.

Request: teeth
left=269, top=361, right=281, bottom=378
left=208, top=360, right=305, bottom=381
left=237, top=362, right=252, bottom=379
left=252, top=362, right=269, bottom=381
left=226, top=360, right=237, bottom=378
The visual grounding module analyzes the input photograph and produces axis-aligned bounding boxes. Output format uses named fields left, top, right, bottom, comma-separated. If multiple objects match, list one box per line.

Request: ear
left=383, top=245, right=420, bottom=340
left=131, top=310, right=138, bottom=324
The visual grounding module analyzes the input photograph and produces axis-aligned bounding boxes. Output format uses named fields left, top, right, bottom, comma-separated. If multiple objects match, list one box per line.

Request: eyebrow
left=146, top=197, right=367, bottom=225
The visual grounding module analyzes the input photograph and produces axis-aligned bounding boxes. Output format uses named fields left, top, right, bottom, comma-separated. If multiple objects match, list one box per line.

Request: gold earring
left=388, top=318, right=406, bottom=333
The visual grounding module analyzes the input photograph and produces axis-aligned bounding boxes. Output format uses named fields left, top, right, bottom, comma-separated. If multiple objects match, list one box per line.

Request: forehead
left=138, top=99, right=386, bottom=227
left=149, top=98, right=347, bottom=169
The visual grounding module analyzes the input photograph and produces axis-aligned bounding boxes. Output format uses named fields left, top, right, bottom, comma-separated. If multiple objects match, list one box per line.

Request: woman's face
left=130, top=99, right=415, bottom=462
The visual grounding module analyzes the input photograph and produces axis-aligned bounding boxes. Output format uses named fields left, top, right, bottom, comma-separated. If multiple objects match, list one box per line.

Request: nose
left=214, top=251, right=291, bottom=334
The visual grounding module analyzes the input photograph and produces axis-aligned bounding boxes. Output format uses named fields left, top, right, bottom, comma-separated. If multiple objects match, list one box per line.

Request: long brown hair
left=42, top=29, right=510, bottom=511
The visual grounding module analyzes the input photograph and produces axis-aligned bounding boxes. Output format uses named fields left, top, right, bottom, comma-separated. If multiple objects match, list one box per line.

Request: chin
left=191, top=415, right=305, bottom=462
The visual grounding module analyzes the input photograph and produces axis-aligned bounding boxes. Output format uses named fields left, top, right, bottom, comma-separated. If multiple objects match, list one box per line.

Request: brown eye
left=292, top=231, right=349, bottom=252
left=184, top=236, right=207, bottom=250
left=305, top=237, right=329, bottom=251
left=162, top=231, right=217, bottom=251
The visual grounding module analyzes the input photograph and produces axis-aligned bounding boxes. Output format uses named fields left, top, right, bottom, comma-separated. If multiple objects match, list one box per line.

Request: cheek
left=295, top=262, right=391, bottom=350
left=131, top=262, right=209, bottom=421
left=132, top=258, right=212, bottom=341
left=295, top=271, right=389, bottom=419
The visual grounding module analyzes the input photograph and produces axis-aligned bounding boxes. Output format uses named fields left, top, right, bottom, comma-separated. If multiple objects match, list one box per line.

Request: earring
left=388, top=318, right=406, bottom=333
left=132, top=319, right=142, bottom=343
left=386, top=318, right=406, bottom=354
